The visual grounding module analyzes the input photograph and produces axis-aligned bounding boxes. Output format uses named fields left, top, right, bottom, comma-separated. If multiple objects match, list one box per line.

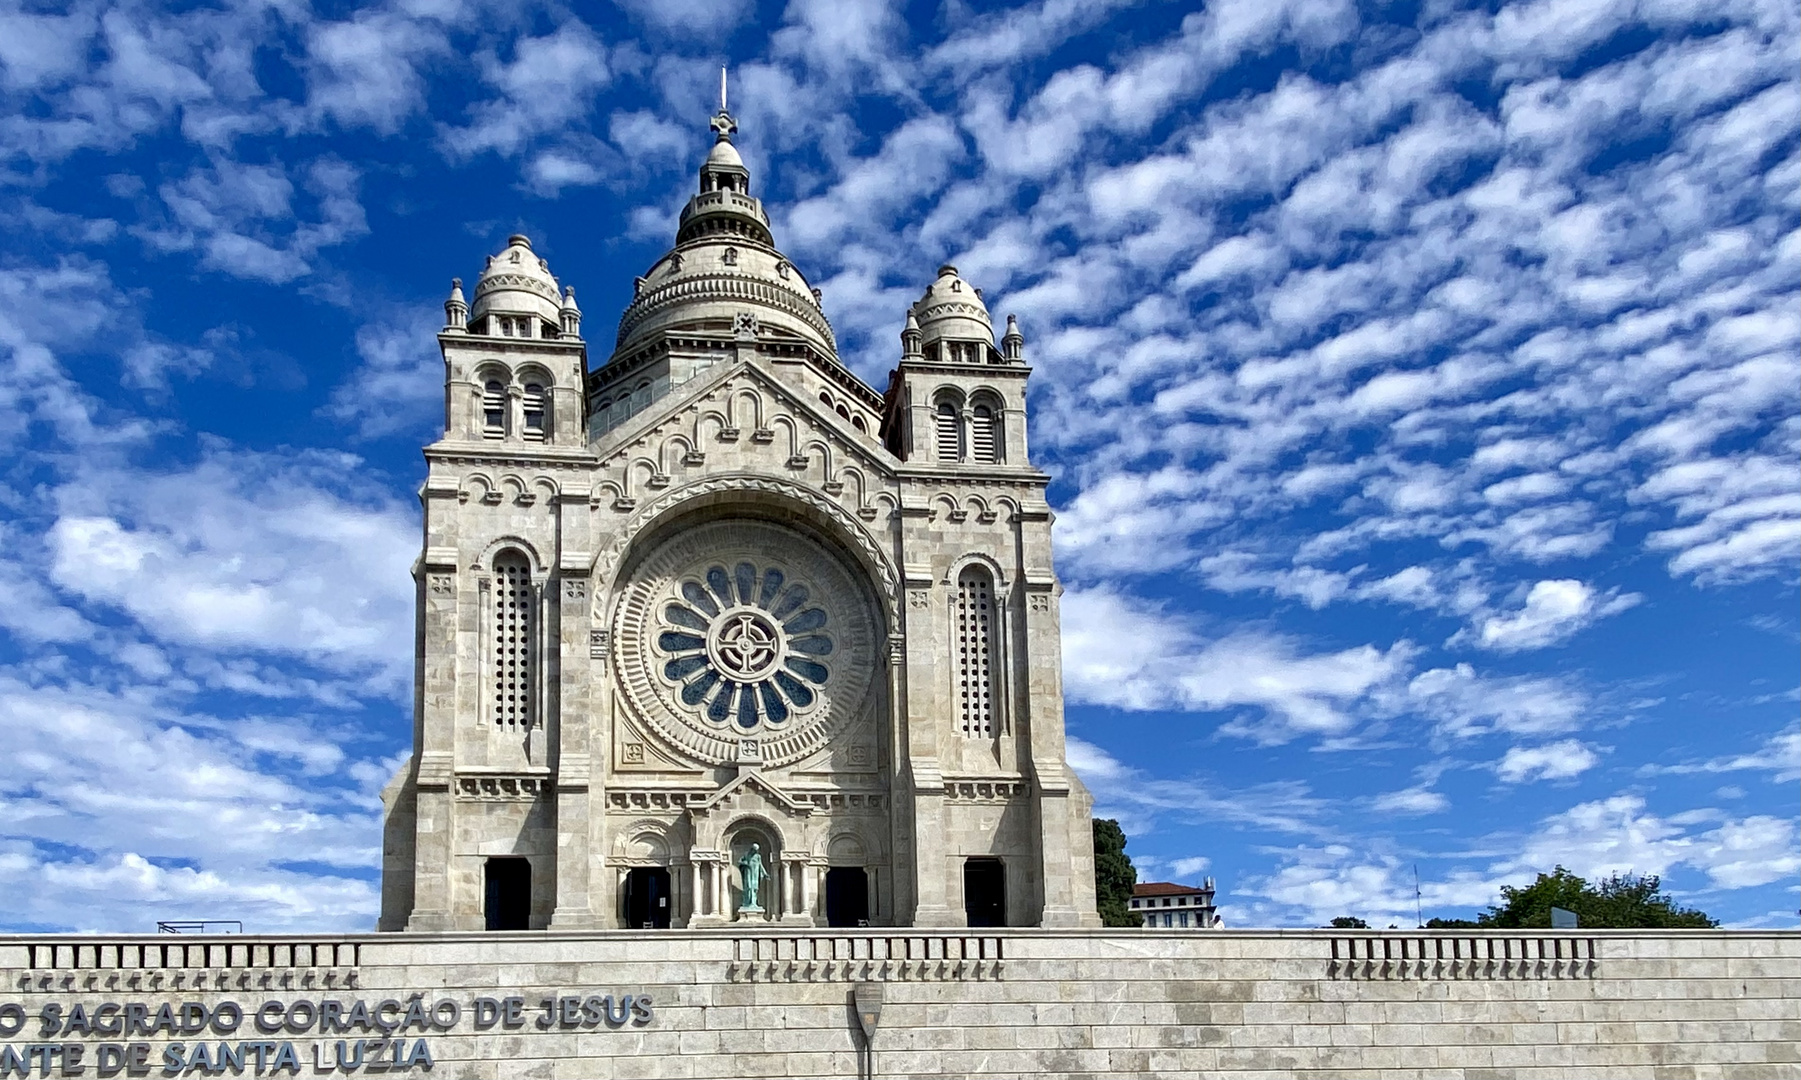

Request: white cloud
left=1369, top=787, right=1450, bottom=815
left=46, top=446, right=417, bottom=687
left=1065, top=735, right=1327, bottom=838
left=304, top=9, right=448, bottom=135
left=0, top=676, right=387, bottom=932
left=1061, top=586, right=1411, bottom=742
left=1642, top=728, right=1801, bottom=783
left=612, top=0, right=755, bottom=39
left=1495, top=739, right=1602, bottom=783
left=1467, top=578, right=1641, bottom=651
left=1504, top=795, right=1801, bottom=890
left=441, top=23, right=613, bottom=160
left=134, top=157, right=367, bottom=283
left=1063, top=586, right=1605, bottom=747
left=325, top=307, right=445, bottom=439
left=1403, top=663, right=1587, bottom=739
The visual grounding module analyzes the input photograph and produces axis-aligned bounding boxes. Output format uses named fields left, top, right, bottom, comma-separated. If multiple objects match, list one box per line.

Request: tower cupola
left=909, top=265, right=1003, bottom=364
left=470, top=234, right=564, bottom=337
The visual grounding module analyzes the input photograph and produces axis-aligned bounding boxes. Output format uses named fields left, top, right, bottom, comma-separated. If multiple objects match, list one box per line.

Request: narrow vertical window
left=955, top=567, right=996, bottom=738
left=482, top=381, right=507, bottom=439
left=970, top=404, right=998, bottom=463
left=492, top=553, right=533, bottom=728
left=522, top=383, right=546, bottom=442
left=935, top=400, right=962, bottom=462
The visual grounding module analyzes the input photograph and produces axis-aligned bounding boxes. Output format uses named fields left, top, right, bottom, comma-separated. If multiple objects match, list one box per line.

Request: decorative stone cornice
left=614, top=271, right=836, bottom=353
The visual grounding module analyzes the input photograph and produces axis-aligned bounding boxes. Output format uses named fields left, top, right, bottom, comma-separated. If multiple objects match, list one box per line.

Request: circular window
left=613, top=520, right=876, bottom=767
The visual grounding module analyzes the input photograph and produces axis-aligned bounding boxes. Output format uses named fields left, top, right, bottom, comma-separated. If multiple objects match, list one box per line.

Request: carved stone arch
left=722, top=812, right=791, bottom=850
left=533, top=476, right=560, bottom=500
left=931, top=385, right=967, bottom=408
left=626, top=457, right=659, bottom=495
left=837, top=465, right=868, bottom=508
left=967, top=385, right=1005, bottom=410
left=694, top=409, right=729, bottom=444
left=964, top=493, right=990, bottom=518
left=768, top=413, right=801, bottom=458
left=595, top=478, right=626, bottom=506
left=476, top=534, right=548, bottom=575
left=869, top=491, right=900, bottom=519
left=729, top=387, right=764, bottom=430
left=590, top=473, right=903, bottom=637
left=611, top=820, right=675, bottom=866
left=499, top=474, right=529, bottom=502
left=826, top=831, right=867, bottom=864
left=993, top=494, right=1023, bottom=521
left=514, top=360, right=556, bottom=387
left=944, top=551, right=1012, bottom=595
left=460, top=472, right=498, bottom=504
left=473, top=359, right=513, bottom=385
left=659, top=432, right=695, bottom=473
left=932, top=492, right=960, bottom=519
left=801, top=437, right=834, bottom=479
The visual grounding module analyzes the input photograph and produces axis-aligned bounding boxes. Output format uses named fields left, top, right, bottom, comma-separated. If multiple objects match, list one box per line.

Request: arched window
left=491, top=553, right=534, bottom=728
left=835, top=404, right=850, bottom=420
left=522, top=383, right=547, bottom=442
left=819, top=391, right=832, bottom=407
left=482, top=380, right=507, bottom=439
left=970, top=403, right=998, bottom=463
left=935, top=400, right=962, bottom=462
left=852, top=415, right=867, bottom=433
left=954, top=566, right=997, bottom=738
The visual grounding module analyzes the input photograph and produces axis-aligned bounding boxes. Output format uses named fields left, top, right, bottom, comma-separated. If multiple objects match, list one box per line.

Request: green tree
left=1327, top=916, right=1369, bottom=928
left=1092, top=818, right=1142, bottom=927
left=1470, top=867, right=1716, bottom=929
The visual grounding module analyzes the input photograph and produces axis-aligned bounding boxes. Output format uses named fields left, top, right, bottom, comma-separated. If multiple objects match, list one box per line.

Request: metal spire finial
left=709, top=66, right=737, bottom=141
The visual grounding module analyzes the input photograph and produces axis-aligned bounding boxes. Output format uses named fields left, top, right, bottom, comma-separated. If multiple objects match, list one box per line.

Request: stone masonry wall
left=3, top=929, right=1796, bottom=1079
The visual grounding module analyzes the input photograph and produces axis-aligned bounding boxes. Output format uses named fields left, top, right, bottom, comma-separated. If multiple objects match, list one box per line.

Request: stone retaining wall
left=4, top=929, right=1797, bottom=1079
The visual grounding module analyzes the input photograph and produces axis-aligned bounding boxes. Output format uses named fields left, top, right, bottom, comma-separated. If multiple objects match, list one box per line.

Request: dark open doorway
left=963, top=858, right=1005, bottom=927
left=484, top=857, right=531, bottom=930
left=624, top=867, right=672, bottom=929
left=824, top=867, right=869, bottom=927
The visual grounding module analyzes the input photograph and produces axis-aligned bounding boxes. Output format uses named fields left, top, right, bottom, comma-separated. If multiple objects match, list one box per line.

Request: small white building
left=1132, top=879, right=1220, bottom=928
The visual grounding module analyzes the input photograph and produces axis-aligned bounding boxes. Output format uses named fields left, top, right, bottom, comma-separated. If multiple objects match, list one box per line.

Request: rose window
left=613, top=519, right=876, bottom=768
left=656, top=562, right=834, bottom=729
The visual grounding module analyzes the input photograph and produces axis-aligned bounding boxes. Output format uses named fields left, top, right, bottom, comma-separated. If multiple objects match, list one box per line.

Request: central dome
left=610, top=109, right=836, bottom=362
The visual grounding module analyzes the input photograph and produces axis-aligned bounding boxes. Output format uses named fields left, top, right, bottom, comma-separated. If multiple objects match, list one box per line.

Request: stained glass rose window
left=657, top=561, right=834, bottom=729
left=612, top=519, right=877, bottom=768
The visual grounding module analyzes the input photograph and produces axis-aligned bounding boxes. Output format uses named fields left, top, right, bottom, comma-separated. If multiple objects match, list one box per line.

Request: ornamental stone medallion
left=612, top=520, right=877, bottom=767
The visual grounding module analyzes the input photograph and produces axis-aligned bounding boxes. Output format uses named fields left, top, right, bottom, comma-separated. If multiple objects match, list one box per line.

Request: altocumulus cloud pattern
left=0, top=0, right=1794, bottom=931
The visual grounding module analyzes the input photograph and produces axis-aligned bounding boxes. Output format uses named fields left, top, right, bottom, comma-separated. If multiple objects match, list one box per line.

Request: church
left=377, top=99, right=1100, bottom=933
left=4, top=100, right=1788, bottom=1080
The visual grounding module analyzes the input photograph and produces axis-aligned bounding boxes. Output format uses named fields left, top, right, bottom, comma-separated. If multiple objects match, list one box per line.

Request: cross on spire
left=710, top=66, right=737, bottom=140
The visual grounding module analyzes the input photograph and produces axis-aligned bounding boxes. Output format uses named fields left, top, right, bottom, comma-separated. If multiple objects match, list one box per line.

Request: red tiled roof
left=1132, top=881, right=1208, bottom=897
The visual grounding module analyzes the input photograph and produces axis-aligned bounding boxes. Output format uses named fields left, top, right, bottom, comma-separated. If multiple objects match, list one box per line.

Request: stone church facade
left=379, top=104, right=1099, bottom=933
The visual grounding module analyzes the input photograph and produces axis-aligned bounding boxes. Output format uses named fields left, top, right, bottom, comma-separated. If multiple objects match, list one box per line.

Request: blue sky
left=0, top=0, right=1795, bottom=932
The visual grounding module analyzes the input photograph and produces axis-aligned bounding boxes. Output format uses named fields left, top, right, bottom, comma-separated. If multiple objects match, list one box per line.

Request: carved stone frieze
left=455, top=775, right=551, bottom=800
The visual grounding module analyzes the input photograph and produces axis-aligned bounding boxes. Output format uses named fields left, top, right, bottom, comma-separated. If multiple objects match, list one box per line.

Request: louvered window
left=955, top=567, right=996, bottom=738
left=522, top=383, right=546, bottom=442
left=935, top=401, right=962, bottom=462
left=970, top=404, right=998, bottom=463
left=482, top=381, right=507, bottom=439
left=492, top=554, right=534, bottom=728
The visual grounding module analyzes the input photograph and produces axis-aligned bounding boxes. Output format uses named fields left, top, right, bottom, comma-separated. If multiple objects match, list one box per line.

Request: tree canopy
left=1092, top=818, right=1142, bottom=927
left=1441, top=867, right=1716, bottom=929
